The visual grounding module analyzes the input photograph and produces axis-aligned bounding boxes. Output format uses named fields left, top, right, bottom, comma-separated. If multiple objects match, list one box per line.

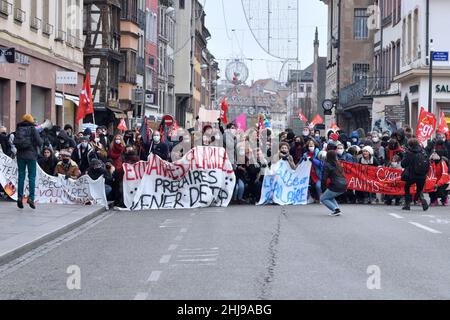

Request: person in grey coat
left=13, top=114, right=43, bottom=209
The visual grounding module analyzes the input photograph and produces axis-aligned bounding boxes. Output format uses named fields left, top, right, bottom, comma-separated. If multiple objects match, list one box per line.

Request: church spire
left=314, top=27, right=319, bottom=47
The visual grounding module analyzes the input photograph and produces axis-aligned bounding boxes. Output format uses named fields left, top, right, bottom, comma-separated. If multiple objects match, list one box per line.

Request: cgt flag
left=221, top=97, right=229, bottom=125
left=416, top=107, right=437, bottom=145
left=438, top=111, right=449, bottom=134
left=310, top=114, right=324, bottom=127
left=298, top=112, right=308, bottom=122
left=76, top=73, right=94, bottom=123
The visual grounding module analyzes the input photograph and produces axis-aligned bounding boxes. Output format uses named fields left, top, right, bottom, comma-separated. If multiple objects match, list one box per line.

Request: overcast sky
left=204, top=0, right=328, bottom=83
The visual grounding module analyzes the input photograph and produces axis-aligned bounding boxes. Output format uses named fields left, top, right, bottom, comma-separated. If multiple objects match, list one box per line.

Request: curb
left=0, top=207, right=106, bottom=266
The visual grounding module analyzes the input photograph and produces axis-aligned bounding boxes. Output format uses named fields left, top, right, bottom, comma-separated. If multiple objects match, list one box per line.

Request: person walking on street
left=320, top=150, right=348, bottom=217
left=14, top=114, right=43, bottom=209
left=401, top=138, right=430, bottom=211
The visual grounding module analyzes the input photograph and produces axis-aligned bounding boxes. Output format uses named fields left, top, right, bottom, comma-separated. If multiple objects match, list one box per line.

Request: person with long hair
left=320, top=150, right=348, bottom=217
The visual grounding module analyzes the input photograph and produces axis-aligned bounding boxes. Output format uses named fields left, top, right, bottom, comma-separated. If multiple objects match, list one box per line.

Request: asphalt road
left=1, top=203, right=450, bottom=300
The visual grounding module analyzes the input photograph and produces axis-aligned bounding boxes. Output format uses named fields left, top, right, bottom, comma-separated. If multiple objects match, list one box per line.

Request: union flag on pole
left=310, top=114, right=324, bottom=127
left=416, top=107, right=437, bottom=145
left=438, top=111, right=449, bottom=134
left=298, top=112, right=308, bottom=122
left=220, top=97, right=229, bottom=125
left=76, top=73, right=94, bottom=123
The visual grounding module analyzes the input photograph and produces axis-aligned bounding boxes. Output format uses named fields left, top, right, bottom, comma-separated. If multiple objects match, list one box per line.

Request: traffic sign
left=432, top=51, right=449, bottom=62
left=163, top=115, right=174, bottom=127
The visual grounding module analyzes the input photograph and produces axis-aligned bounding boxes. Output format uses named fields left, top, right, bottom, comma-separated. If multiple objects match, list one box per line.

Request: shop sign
left=436, top=85, right=450, bottom=93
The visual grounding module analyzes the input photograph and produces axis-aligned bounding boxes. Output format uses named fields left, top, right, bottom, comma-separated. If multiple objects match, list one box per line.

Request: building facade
left=321, top=0, right=375, bottom=133
left=144, top=0, right=159, bottom=120
left=0, top=0, right=84, bottom=131
left=84, top=0, right=121, bottom=130
left=394, top=0, right=450, bottom=130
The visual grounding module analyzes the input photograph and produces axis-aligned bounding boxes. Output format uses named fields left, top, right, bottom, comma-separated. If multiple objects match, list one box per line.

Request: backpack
left=414, top=151, right=430, bottom=176
left=14, top=126, right=34, bottom=151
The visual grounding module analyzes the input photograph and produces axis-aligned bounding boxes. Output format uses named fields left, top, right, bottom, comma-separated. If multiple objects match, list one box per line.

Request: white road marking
left=180, top=228, right=188, bottom=233
left=389, top=213, right=404, bottom=219
left=177, top=254, right=219, bottom=257
left=175, top=235, right=184, bottom=241
left=182, top=248, right=219, bottom=251
left=409, top=222, right=442, bottom=234
left=160, top=255, right=172, bottom=264
left=147, top=271, right=162, bottom=282
left=134, top=292, right=148, bottom=300
left=170, top=263, right=217, bottom=267
left=422, top=215, right=436, bottom=218
left=177, top=258, right=217, bottom=262
left=168, top=244, right=178, bottom=251
left=159, top=226, right=178, bottom=228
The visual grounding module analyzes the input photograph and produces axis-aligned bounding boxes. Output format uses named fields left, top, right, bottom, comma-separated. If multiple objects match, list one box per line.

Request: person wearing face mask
left=56, top=129, right=76, bottom=151
left=426, top=132, right=450, bottom=159
left=72, top=136, right=98, bottom=175
left=428, top=152, right=449, bottom=206
left=232, top=145, right=250, bottom=204
left=302, top=127, right=312, bottom=143
left=55, top=149, right=81, bottom=179
left=150, top=131, right=169, bottom=161
left=385, top=138, right=403, bottom=164
left=302, top=140, right=323, bottom=202
left=320, top=150, right=347, bottom=216
left=336, top=143, right=354, bottom=163
left=357, top=146, right=379, bottom=204
left=350, top=131, right=360, bottom=146
left=38, top=146, right=58, bottom=176
left=371, top=132, right=385, bottom=165
left=384, top=154, right=403, bottom=206
left=87, top=159, right=114, bottom=199
left=278, top=142, right=296, bottom=170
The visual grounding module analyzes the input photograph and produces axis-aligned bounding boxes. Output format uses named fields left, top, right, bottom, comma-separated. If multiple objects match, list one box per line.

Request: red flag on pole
left=221, top=97, right=229, bottom=125
left=76, top=73, right=94, bottom=123
left=310, top=114, right=324, bottom=127
left=118, top=119, right=128, bottom=132
left=416, top=107, right=437, bottom=145
left=331, top=122, right=340, bottom=131
left=298, top=112, right=308, bottom=122
left=438, top=111, right=449, bottom=134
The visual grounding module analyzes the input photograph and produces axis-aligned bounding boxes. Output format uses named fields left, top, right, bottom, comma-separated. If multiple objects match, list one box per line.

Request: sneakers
left=329, top=209, right=342, bottom=217
left=402, top=205, right=411, bottom=211
left=422, top=200, right=429, bottom=212
left=27, top=198, right=36, bottom=210
left=442, top=198, right=449, bottom=206
left=430, top=200, right=439, bottom=207
left=17, top=198, right=23, bottom=209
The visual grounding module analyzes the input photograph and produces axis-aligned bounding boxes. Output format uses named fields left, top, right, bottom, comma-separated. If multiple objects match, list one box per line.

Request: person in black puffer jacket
left=320, top=150, right=347, bottom=217
left=14, top=114, right=43, bottom=209
left=401, top=138, right=430, bottom=211
left=38, top=146, right=58, bottom=176
left=0, top=126, right=13, bottom=157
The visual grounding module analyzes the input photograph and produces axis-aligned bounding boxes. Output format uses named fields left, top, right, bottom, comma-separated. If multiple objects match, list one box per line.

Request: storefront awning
left=107, top=106, right=127, bottom=119
left=55, top=93, right=79, bottom=106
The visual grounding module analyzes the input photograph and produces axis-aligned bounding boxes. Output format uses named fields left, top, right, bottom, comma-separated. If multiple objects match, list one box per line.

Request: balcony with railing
left=0, top=0, right=12, bottom=17
left=55, top=29, right=66, bottom=42
left=30, top=16, right=41, bottom=30
left=14, top=7, right=25, bottom=23
left=42, top=22, right=53, bottom=36
left=340, top=77, right=401, bottom=108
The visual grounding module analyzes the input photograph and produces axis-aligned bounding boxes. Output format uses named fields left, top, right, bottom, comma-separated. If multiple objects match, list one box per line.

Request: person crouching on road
left=14, top=114, right=43, bottom=209
left=429, top=152, right=449, bottom=206
left=55, top=149, right=81, bottom=180
left=320, top=150, right=348, bottom=217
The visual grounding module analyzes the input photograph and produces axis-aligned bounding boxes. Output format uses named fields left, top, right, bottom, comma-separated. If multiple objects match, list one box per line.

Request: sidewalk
left=0, top=200, right=106, bottom=265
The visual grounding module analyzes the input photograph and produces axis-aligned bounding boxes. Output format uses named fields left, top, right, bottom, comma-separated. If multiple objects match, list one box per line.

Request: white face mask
left=303, top=131, right=309, bottom=137
left=372, top=137, right=379, bottom=143
left=115, top=139, right=121, bottom=144
left=337, top=149, right=344, bottom=156
left=153, top=136, right=160, bottom=143
left=81, top=142, right=88, bottom=148
left=308, top=147, right=315, bottom=152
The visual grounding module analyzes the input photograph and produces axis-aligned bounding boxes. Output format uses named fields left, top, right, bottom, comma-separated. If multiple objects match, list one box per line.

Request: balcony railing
left=42, top=22, right=53, bottom=36
left=55, top=29, right=66, bottom=42
left=340, top=77, right=401, bottom=107
left=30, top=16, right=41, bottom=30
left=14, top=7, right=25, bottom=23
left=0, top=0, right=12, bottom=16
left=66, top=34, right=77, bottom=47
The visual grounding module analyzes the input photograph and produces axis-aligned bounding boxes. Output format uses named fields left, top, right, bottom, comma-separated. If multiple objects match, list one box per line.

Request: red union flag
left=331, top=122, right=340, bottom=131
left=438, top=111, right=449, bottom=134
left=298, top=112, right=308, bottom=122
left=220, top=97, right=228, bottom=125
left=310, top=114, right=324, bottom=126
left=76, top=73, right=94, bottom=123
left=416, top=107, right=437, bottom=145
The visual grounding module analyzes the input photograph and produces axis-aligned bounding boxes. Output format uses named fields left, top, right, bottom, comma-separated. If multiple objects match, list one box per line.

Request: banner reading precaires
left=0, top=151, right=107, bottom=207
left=257, top=160, right=312, bottom=206
left=123, top=146, right=236, bottom=210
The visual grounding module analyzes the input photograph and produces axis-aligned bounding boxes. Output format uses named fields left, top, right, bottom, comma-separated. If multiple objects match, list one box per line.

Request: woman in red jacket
left=429, top=152, right=450, bottom=206
left=108, top=134, right=126, bottom=206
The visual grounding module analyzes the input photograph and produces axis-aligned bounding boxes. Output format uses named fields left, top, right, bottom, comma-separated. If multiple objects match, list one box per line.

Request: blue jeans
left=17, top=159, right=37, bottom=201
left=320, top=189, right=344, bottom=212
left=314, top=180, right=322, bottom=200
left=233, top=179, right=245, bottom=201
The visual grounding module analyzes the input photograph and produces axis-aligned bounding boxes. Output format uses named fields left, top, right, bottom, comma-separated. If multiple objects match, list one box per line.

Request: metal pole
left=428, top=47, right=433, bottom=113
left=267, top=0, right=271, bottom=53
left=426, top=0, right=430, bottom=65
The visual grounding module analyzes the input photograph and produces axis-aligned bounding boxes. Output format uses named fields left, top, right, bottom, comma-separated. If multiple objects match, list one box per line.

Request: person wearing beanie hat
left=350, top=131, right=360, bottom=146
left=14, top=114, right=43, bottom=209
left=55, top=149, right=81, bottom=180
left=64, top=124, right=74, bottom=139
left=72, top=134, right=97, bottom=174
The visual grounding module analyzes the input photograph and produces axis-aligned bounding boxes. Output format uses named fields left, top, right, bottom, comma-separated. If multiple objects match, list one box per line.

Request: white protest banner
left=0, top=152, right=107, bottom=208
left=257, top=159, right=312, bottom=206
left=123, top=146, right=235, bottom=210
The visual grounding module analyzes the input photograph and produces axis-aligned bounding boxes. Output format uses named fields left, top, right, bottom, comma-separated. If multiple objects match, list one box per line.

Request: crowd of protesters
left=0, top=113, right=449, bottom=214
